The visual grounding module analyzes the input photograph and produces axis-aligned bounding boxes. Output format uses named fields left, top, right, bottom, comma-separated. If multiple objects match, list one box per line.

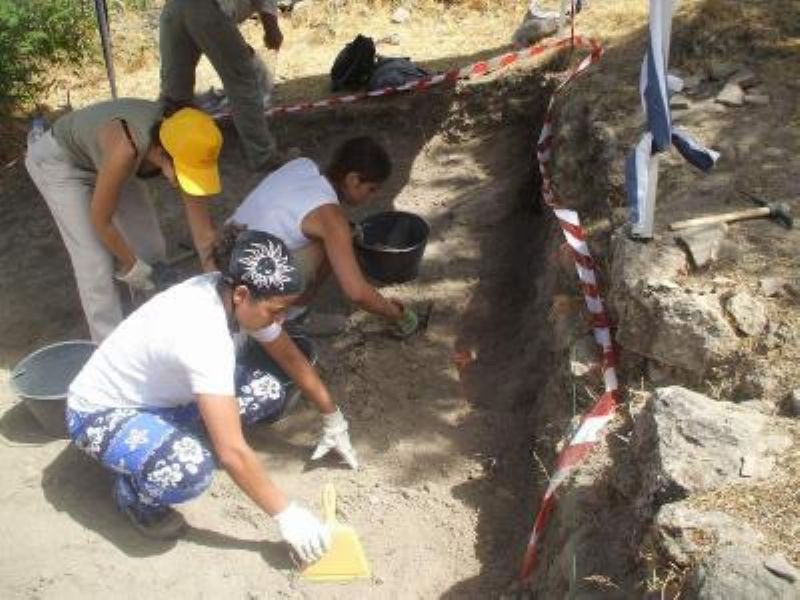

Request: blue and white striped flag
left=626, top=0, right=719, bottom=238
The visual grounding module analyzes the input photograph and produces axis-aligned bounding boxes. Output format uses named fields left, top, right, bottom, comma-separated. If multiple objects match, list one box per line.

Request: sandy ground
left=0, top=55, right=553, bottom=597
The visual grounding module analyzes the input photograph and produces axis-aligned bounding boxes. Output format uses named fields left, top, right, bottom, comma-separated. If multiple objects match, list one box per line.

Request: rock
left=569, top=335, right=599, bottom=377
left=686, top=547, right=800, bottom=599
left=610, top=237, right=742, bottom=374
left=675, top=224, right=728, bottom=269
left=764, top=554, right=799, bottom=583
left=744, top=93, right=771, bottom=105
left=378, top=32, right=401, bottom=46
left=789, top=389, right=800, bottom=417
left=632, top=386, right=791, bottom=502
left=512, top=15, right=559, bottom=48
left=391, top=7, right=410, bottom=24
left=651, top=502, right=763, bottom=567
left=760, top=277, right=787, bottom=297
left=682, top=74, right=702, bottom=90
left=669, top=93, right=690, bottom=110
left=715, top=83, right=745, bottom=107
left=725, top=291, right=768, bottom=336
left=729, top=67, right=759, bottom=88
left=708, top=61, right=742, bottom=80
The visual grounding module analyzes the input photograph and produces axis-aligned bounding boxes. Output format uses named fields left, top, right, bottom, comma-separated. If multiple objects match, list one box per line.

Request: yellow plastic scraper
left=300, top=484, right=370, bottom=582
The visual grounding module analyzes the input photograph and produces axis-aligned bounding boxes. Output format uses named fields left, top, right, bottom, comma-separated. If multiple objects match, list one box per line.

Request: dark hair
left=212, top=223, right=245, bottom=278
left=326, top=136, right=392, bottom=184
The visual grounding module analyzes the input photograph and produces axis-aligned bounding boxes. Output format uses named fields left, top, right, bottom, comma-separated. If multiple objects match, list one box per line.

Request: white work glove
left=274, top=502, right=331, bottom=563
left=116, top=258, right=155, bottom=291
left=311, top=408, right=359, bottom=470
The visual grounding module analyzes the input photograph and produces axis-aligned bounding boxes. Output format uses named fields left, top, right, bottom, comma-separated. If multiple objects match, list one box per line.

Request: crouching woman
left=65, top=229, right=358, bottom=563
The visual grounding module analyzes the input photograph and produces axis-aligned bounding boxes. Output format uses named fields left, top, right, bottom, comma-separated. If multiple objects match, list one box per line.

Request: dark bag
left=330, top=35, right=376, bottom=91
left=367, top=57, right=430, bottom=91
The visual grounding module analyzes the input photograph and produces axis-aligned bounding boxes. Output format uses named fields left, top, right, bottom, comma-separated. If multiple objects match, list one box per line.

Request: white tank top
left=230, top=158, right=338, bottom=249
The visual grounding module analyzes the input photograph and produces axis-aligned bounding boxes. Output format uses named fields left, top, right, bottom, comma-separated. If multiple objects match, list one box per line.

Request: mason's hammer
left=669, top=193, right=793, bottom=231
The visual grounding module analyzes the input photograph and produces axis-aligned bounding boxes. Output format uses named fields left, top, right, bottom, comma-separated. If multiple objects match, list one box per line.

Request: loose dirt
left=0, top=50, right=556, bottom=596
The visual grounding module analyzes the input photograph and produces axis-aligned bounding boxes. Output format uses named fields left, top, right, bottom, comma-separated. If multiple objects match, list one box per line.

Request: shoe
left=123, top=505, right=187, bottom=541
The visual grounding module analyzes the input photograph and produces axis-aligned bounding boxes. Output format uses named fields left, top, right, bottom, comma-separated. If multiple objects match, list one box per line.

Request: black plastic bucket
left=10, top=340, right=97, bottom=438
left=354, top=211, right=429, bottom=284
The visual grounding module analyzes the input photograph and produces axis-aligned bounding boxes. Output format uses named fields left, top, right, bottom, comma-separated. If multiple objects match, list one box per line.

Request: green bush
left=0, top=0, right=94, bottom=113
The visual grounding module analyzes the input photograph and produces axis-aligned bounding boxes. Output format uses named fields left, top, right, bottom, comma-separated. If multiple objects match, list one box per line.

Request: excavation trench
left=0, top=65, right=585, bottom=598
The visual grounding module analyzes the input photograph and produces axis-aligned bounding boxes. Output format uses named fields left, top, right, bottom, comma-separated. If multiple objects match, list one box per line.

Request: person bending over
left=228, top=136, right=418, bottom=337
left=26, top=100, right=221, bottom=341
left=66, top=229, right=358, bottom=562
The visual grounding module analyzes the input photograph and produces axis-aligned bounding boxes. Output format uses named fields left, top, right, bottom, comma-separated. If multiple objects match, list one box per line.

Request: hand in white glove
left=116, top=258, right=155, bottom=291
left=311, top=408, right=359, bottom=470
left=274, top=502, right=331, bottom=563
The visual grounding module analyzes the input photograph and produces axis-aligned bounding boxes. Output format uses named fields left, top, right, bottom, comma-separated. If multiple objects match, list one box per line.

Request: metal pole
left=94, top=0, right=118, bottom=98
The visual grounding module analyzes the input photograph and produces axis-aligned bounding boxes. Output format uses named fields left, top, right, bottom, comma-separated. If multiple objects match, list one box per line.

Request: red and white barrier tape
left=208, top=36, right=591, bottom=120
left=520, top=36, right=619, bottom=582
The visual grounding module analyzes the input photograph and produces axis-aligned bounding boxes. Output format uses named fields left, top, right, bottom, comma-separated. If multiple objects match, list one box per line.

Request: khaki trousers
left=25, top=132, right=166, bottom=341
left=159, top=0, right=276, bottom=170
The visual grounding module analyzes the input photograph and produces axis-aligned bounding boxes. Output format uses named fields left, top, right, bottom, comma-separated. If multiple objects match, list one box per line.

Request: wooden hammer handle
left=669, top=206, right=770, bottom=231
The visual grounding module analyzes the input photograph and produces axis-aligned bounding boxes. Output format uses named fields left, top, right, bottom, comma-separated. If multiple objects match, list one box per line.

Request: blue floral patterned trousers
left=67, top=339, right=303, bottom=519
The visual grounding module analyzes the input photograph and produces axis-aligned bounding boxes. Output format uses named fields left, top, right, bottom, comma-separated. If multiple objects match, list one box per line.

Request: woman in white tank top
left=229, top=136, right=420, bottom=338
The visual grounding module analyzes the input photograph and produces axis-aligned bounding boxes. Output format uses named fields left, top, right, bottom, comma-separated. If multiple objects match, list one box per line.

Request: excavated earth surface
left=1, top=1, right=798, bottom=598
left=0, top=66, right=562, bottom=598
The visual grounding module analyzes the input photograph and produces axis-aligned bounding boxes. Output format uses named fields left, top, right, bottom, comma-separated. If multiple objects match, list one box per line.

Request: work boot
left=123, top=504, right=187, bottom=541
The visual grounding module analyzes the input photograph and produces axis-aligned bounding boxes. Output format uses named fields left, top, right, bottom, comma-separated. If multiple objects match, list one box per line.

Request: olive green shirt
left=52, top=98, right=162, bottom=173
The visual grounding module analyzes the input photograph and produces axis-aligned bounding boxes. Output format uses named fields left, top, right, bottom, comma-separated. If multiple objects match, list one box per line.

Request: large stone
left=652, top=502, right=763, bottom=567
left=726, top=291, right=769, bottom=336
left=685, top=547, right=800, bottom=599
left=633, top=386, right=791, bottom=502
left=715, top=83, right=745, bottom=107
left=675, top=224, right=728, bottom=269
left=760, top=277, right=788, bottom=298
left=610, top=237, right=738, bottom=374
left=391, top=6, right=411, bottom=24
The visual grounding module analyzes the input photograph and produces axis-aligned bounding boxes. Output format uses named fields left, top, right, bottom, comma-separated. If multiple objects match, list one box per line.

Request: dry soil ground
left=0, top=2, right=558, bottom=592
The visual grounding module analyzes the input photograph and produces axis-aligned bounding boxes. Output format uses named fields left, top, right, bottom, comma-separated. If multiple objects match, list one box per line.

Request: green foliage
left=0, top=0, right=94, bottom=113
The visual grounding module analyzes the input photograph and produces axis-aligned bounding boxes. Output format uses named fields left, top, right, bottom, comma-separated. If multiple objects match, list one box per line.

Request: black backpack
left=330, top=35, right=376, bottom=91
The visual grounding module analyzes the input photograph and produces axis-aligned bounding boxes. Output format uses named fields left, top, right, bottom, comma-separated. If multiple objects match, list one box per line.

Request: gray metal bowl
left=11, top=340, right=97, bottom=438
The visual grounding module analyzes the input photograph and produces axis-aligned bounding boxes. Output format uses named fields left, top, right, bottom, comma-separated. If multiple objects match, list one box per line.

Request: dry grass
left=688, top=433, right=800, bottom=566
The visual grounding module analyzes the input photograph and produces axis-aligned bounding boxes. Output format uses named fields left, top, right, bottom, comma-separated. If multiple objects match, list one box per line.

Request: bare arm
left=196, top=393, right=288, bottom=516
left=91, top=121, right=139, bottom=273
left=259, top=11, right=283, bottom=50
left=305, top=205, right=403, bottom=321
left=182, top=196, right=218, bottom=271
left=261, top=330, right=336, bottom=415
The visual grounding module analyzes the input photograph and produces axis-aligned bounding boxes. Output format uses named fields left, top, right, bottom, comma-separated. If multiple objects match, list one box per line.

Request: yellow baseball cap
left=160, top=108, right=222, bottom=196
